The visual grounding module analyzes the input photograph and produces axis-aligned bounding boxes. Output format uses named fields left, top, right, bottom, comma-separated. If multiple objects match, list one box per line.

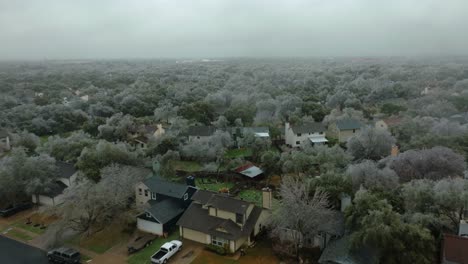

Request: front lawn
left=71, top=224, right=130, bottom=254
left=6, top=228, right=34, bottom=241
left=225, top=148, right=253, bottom=158
left=14, top=222, right=46, bottom=235
left=128, top=232, right=179, bottom=264
left=191, top=239, right=279, bottom=264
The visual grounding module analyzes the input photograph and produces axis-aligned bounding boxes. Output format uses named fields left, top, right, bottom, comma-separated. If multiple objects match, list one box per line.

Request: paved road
left=0, top=235, right=49, bottom=264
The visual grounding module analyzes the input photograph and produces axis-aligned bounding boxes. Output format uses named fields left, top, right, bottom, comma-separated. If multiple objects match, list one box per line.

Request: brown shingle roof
left=177, top=202, right=262, bottom=241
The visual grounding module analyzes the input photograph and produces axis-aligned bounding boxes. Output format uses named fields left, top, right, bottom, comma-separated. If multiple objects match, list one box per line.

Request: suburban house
left=442, top=234, right=468, bottom=264
left=285, top=122, right=328, bottom=148
left=229, top=126, right=270, bottom=147
left=318, top=236, right=378, bottom=264
left=332, top=119, right=362, bottom=143
left=32, top=161, right=78, bottom=206
left=129, top=124, right=166, bottom=149
left=135, top=176, right=198, bottom=236
left=0, top=129, right=11, bottom=152
left=176, top=188, right=272, bottom=253
left=375, top=116, right=402, bottom=134
left=186, top=126, right=217, bottom=142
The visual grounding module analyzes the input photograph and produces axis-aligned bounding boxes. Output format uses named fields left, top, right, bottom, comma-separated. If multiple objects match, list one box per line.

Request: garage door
left=182, top=228, right=208, bottom=244
left=137, top=218, right=163, bottom=235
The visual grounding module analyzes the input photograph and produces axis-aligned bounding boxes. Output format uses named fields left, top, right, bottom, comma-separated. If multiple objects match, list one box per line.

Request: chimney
left=340, top=194, right=351, bottom=213
left=391, top=145, right=400, bottom=157
left=186, top=176, right=195, bottom=187
left=262, top=187, right=272, bottom=210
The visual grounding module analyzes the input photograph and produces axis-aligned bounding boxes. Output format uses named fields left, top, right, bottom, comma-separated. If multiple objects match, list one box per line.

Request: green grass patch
left=173, top=160, right=203, bottom=172
left=128, top=232, right=179, bottom=264
left=225, top=148, right=253, bottom=158
left=81, top=254, right=92, bottom=262
left=238, top=190, right=262, bottom=206
left=14, top=222, right=46, bottom=235
left=196, top=179, right=235, bottom=192
left=39, top=135, right=49, bottom=145
left=7, top=229, right=34, bottom=241
left=71, top=225, right=130, bottom=254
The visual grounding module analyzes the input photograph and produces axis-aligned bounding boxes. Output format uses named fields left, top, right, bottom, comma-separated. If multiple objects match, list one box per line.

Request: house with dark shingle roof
left=332, top=119, right=362, bottom=143
left=135, top=176, right=198, bottom=235
left=318, top=236, right=378, bottom=264
left=185, top=126, right=217, bottom=142
left=176, top=188, right=272, bottom=253
left=32, top=161, right=79, bottom=206
left=285, top=122, right=328, bottom=148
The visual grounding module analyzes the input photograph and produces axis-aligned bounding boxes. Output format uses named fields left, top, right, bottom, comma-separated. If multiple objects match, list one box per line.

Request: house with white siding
left=285, top=122, right=327, bottom=148
left=32, top=161, right=78, bottom=206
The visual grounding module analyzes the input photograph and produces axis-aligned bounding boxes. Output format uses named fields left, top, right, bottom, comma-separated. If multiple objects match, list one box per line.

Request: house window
left=151, top=192, right=156, bottom=200
left=319, top=132, right=323, bottom=135
left=197, top=136, right=200, bottom=139
left=144, top=190, right=148, bottom=197
left=184, top=193, right=188, bottom=201
left=353, top=129, right=356, bottom=133
left=236, top=213, right=243, bottom=224
left=297, top=133, right=302, bottom=137
left=212, top=236, right=228, bottom=247
left=138, top=188, right=142, bottom=195
left=295, top=141, right=300, bottom=145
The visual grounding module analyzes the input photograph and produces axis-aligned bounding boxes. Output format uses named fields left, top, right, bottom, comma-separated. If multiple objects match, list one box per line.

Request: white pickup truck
left=150, top=240, right=183, bottom=264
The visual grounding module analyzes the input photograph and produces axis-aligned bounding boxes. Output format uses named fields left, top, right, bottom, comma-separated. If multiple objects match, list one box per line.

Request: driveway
left=169, top=239, right=204, bottom=264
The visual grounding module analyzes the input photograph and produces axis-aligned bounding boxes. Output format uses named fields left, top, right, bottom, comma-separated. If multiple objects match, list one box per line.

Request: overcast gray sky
left=1, top=0, right=467, bottom=60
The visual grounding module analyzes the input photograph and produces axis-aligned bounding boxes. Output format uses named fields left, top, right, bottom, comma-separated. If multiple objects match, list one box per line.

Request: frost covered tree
left=391, top=146, right=466, bottom=182
left=347, top=126, right=396, bottom=161
left=271, top=176, right=339, bottom=258
left=347, top=160, right=399, bottom=191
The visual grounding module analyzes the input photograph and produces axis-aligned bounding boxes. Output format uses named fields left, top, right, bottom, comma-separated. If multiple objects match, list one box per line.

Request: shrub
left=205, top=244, right=227, bottom=255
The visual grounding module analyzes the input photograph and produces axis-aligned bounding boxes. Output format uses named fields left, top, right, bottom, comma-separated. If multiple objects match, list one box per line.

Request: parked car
left=150, top=240, right=182, bottom=264
left=127, top=233, right=158, bottom=254
left=47, top=247, right=81, bottom=264
left=0, top=202, right=32, bottom=217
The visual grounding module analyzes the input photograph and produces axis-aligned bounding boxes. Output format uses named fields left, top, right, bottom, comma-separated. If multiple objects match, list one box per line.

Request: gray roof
left=0, top=236, right=49, bottom=264
left=336, top=119, right=362, bottom=130
left=146, top=199, right=186, bottom=224
left=186, top=126, right=217, bottom=137
left=192, top=190, right=251, bottom=214
left=191, top=189, right=215, bottom=204
left=242, top=127, right=270, bottom=134
left=318, top=236, right=378, bottom=264
left=56, top=161, right=77, bottom=179
left=291, top=122, right=326, bottom=134
left=143, top=177, right=190, bottom=199
left=42, top=181, right=68, bottom=197
left=177, top=203, right=262, bottom=241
